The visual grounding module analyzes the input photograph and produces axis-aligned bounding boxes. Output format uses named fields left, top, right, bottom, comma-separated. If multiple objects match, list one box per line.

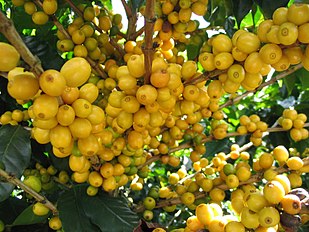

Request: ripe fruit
left=272, top=145, right=289, bottom=162
left=32, top=94, right=59, bottom=120
left=236, top=32, right=260, bottom=54
left=72, top=98, right=92, bottom=118
left=39, top=69, right=66, bottom=96
left=7, top=73, right=39, bottom=100
left=32, top=11, right=49, bottom=25
left=259, top=44, right=282, bottom=64
left=258, top=207, right=280, bottom=228
left=286, top=157, right=304, bottom=170
left=49, top=216, right=62, bottom=230
left=263, top=180, right=285, bottom=204
left=32, top=202, right=50, bottom=216
left=0, top=42, right=20, bottom=72
left=287, top=4, right=309, bottom=25
left=42, top=0, right=58, bottom=15
left=278, top=22, right=298, bottom=45
left=195, top=203, right=215, bottom=226
left=280, top=194, right=301, bottom=215
left=60, top=57, right=91, bottom=87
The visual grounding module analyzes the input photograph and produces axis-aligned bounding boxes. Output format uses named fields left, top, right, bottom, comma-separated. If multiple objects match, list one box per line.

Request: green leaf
left=205, top=138, right=230, bottom=157
left=0, top=125, right=31, bottom=202
left=12, top=204, right=49, bottom=226
left=0, top=197, right=28, bottom=224
left=255, top=0, right=289, bottom=19
left=231, top=0, right=254, bottom=28
left=283, top=74, right=297, bottom=95
left=186, top=44, right=200, bottom=60
left=58, top=185, right=139, bottom=232
left=296, top=68, right=309, bottom=90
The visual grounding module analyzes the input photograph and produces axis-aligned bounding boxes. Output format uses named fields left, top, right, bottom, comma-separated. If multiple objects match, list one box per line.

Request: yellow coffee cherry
left=286, top=157, right=304, bottom=170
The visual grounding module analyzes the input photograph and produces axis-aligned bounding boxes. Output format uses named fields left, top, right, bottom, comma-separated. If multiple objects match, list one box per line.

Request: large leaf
left=0, top=125, right=31, bottom=202
left=255, top=0, right=289, bottom=19
left=12, top=204, right=49, bottom=226
left=231, top=0, right=254, bottom=28
left=296, top=68, right=309, bottom=90
left=58, top=185, right=139, bottom=232
left=0, top=197, right=28, bottom=224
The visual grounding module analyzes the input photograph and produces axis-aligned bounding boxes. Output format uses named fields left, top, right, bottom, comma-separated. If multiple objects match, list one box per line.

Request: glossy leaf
left=58, top=185, right=139, bottom=232
left=0, top=197, right=28, bottom=224
left=255, top=0, right=289, bottom=19
left=0, top=125, right=31, bottom=202
left=296, top=68, right=309, bottom=90
left=232, top=0, right=254, bottom=27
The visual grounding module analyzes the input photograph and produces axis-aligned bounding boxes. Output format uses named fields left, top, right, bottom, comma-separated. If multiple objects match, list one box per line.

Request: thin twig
left=121, top=0, right=132, bottom=18
left=184, top=69, right=226, bottom=86
left=0, top=11, right=44, bottom=77
left=64, top=0, right=125, bottom=57
left=137, top=123, right=309, bottom=169
left=0, top=168, right=58, bottom=215
left=220, top=64, right=303, bottom=109
left=142, top=0, right=155, bottom=84
left=135, top=157, right=309, bottom=212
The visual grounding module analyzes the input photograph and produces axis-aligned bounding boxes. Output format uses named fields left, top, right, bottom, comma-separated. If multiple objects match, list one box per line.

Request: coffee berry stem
left=64, top=0, right=125, bottom=56
left=143, top=0, right=156, bottom=84
left=220, top=63, right=304, bottom=109
left=138, top=123, right=309, bottom=170
left=0, top=11, right=44, bottom=77
left=0, top=168, right=58, bottom=215
left=135, top=157, right=309, bottom=213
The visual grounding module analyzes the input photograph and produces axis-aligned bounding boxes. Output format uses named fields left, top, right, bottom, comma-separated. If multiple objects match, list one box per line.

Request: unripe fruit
left=245, top=192, right=267, bottom=212
left=240, top=207, right=260, bottom=229
left=23, top=175, right=42, bottom=193
left=181, top=192, right=195, bottom=205
left=143, top=196, right=156, bottom=210
left=225, top=221, right=245, bottom=232
left=0, top=42, right=20, bottom=72
left=32, top=202, right=50, bottom=216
